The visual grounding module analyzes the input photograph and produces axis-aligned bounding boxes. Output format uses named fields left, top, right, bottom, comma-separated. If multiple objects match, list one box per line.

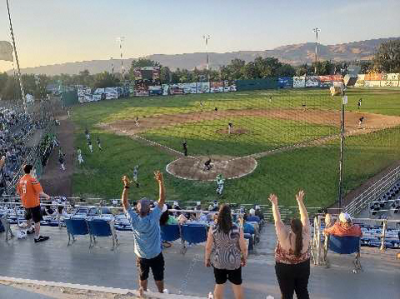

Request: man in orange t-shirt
left=324, top=212, right=362, bottom=237
left=16, top=164, right=51, bottom=243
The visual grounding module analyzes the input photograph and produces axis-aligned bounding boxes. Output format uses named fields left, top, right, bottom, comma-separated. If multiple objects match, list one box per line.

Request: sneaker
left=163, top=289, right=169, bottom=294
left=34, top=236, right=50, bottom=243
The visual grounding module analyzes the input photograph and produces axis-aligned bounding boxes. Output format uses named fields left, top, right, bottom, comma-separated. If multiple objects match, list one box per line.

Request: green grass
left=71, top=88, right=400, bottom=208
left=142, top=117, right=338, bottom=156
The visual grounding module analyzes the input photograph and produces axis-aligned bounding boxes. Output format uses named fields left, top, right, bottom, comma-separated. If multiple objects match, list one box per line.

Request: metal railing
left=345, top=165, right=400, bottom=216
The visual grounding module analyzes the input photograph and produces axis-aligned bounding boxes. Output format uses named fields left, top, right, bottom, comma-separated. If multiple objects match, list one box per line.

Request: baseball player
left=204, top=158, right=212, bottom=171
left=133, top=165, right=139, bottom=188
left=359, top=116, right=365, bottom=128
left=85, top=128, right=90, bottom=141
left=358, top=98, right=362, bottom=109
left=58, top=155, right=66, bottom=171
left=135, top=117, right=140, bottom=127
left=88, top=140, right=93, bottom=153
left=77, top=148, right=84, bottom=164
left=97, top=137, right=102, bottom=151
left=216, top=174, right=225, bottom=196
left=228, top=122, right=233, bottom=135
left=182, top=140, right=188, bottom=157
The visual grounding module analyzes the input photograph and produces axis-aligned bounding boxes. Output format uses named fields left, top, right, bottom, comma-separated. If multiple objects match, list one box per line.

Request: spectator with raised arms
left=269, top=190, right=311, bottom=299
left=121, top=170, right=167, bottom=296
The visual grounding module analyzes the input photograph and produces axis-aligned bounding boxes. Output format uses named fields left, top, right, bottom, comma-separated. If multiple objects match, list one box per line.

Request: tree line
left=0, top=40, right=399, bottom=101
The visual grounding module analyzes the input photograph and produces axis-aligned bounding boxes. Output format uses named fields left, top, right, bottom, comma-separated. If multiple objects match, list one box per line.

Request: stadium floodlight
left=312, top=28, right=321, bottom=74
left=116, top=37, right=125, bottom=76
left=203, top=35, right=211, bottom=92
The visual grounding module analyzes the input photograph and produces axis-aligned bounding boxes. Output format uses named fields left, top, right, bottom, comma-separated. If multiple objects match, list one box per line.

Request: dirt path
left=99, top=108, right=400, bottom=136
left=40, top=113, right=75, bottom=197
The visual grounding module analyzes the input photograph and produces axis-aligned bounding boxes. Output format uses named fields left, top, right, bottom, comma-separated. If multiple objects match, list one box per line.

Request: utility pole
left=116, top=37, right=125, bottom=79
left=312, top=28, right=321, bottom=75
left=6, top=0, right=26, bottom=113
left=338, top=90, right=347, bottom=210
left=203, top=35, right=210, bottom=92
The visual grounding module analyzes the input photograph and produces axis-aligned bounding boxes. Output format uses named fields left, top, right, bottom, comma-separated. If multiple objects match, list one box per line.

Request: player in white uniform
left=216, top=174, right=225, bottom=196
left=77, top=148, right=84, bottom=164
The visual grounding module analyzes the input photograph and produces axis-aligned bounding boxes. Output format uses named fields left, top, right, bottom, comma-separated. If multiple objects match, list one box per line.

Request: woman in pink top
left=269, top=190, right=311, bottom=299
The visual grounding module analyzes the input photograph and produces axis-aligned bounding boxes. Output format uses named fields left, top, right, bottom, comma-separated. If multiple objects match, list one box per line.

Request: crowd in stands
left=0, top=108, right=34, bottom=195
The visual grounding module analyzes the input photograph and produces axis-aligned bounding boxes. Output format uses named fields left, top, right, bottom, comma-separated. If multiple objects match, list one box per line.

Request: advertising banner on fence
left=210, top=81, right=224, bottom=93
left=381, top=81, right=399, bottom=87
left=382, top=73, right=399, bottom=81
left=197, top=82, right=210, bottom=93
left=293, top=76, right=306, bottom=88
left=278, top=77, right=293, bottom=88
left=306, top=76, right=320, bottom=88
left=364, top=73, right=382, bottom=81
left=364, top=81, right=381, bottom=87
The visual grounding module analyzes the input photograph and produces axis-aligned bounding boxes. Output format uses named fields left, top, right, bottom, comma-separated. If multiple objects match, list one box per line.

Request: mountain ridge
left=13, top=37, right=399, bottom=76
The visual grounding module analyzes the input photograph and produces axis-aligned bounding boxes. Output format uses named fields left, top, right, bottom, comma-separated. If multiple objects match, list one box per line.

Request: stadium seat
left=87, top=218, right=118, bottom=250
left=65, top=217, right=91, bottom=247
left=180, top=224, right=207, bottom=254
left=324, top=235, right=362, bottom=273
left=160, top=224, right=180, bottom=242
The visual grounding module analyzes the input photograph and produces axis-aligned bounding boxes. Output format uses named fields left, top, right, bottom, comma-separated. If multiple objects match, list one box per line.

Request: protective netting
left=71, top=89, right=400, bottom=217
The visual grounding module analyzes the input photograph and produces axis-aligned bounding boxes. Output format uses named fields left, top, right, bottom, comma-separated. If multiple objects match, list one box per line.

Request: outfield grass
left=142, top=117, right=338, bottom=156
left=71, top=88, right=400, bottom=208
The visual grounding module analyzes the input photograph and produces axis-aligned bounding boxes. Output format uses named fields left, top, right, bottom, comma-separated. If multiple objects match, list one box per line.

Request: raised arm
left=154, top=171, right=165, bottom=209
left=296, top=190, right=310, bottom=232
left=269, top=194, right=282, bottom=224
left=121, top=176, right=130, bottom=212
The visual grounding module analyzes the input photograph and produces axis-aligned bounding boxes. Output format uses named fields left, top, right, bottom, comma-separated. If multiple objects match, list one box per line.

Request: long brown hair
left=291, top=218, right=303, bottom=257
left=217, top=204, right=232, bottom=234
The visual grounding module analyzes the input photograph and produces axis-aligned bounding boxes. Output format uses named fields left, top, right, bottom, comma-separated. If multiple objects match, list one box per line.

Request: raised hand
left=296, top=190, right=305, bottom=202
left=122, top=175, right=130, bottom=187
left=154, top=171, right=163, bottom=183
left=268, top=194, right=278, bottom=205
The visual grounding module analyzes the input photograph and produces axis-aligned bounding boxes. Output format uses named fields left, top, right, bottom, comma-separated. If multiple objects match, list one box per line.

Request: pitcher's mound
left=166, top=155, right=257, bottom=181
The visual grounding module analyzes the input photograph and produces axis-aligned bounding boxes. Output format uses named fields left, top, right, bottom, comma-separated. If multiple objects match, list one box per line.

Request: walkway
left=1, top=224, right=399, bottom=298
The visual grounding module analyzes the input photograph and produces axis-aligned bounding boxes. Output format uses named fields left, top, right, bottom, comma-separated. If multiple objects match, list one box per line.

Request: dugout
left=235, top=78, right=278, bottom=91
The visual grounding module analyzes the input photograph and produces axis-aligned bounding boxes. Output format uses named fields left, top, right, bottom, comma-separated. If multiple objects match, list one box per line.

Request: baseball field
left=70, top=88, right=400, bottom=209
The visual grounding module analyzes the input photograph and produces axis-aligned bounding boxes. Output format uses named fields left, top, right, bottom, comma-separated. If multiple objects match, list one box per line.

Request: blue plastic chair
left=161, top=224, right=180, bottom=242
left=65, top=217, right=91, bottom=247
left=87, top=218, right=118, bottom=250
left=180, top=224, right=207, bottom=254
left=325, top=235, right=362, bottom=272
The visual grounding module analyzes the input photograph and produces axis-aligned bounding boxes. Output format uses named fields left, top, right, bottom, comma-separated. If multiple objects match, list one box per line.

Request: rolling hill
left=16, top=37, right=399, bottom=75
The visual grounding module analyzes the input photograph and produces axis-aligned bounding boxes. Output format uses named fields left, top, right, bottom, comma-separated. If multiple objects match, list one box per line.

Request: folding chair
left=65, top=217, right=91, bottom=248
left=180, top=224, right=207, bottom=255
left=324, top=235, right=362, bottom=273
left=87, top=218, right=118, bottom=250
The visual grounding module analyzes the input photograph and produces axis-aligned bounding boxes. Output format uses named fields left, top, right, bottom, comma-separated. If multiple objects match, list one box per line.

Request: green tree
left=276, top=63, right=296, bottom=77
left=373, top=40, right=400, bottom=73
left=93, top=72, right=119, bottom=88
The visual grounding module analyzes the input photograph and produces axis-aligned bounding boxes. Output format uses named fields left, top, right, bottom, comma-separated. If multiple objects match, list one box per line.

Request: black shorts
left=25, top=205, right=42, bottom=223
left=136, top=252, right=165, bottom=281
left=213, top=267, right=242, bottom=285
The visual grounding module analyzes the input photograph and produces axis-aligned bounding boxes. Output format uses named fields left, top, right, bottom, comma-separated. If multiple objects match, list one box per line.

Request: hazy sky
left=0, top=0, right=399, bottom=72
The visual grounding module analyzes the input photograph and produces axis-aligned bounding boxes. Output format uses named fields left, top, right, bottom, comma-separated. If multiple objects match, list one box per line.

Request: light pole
left=312, top=28, right=321, bottom=75
left=338, top=89, right=347, bottom=210
left=203, top=35, right=211, bottom=92
left=116, top=36, right=125, bottom=78
left=6, top=0, right=26, bottom=112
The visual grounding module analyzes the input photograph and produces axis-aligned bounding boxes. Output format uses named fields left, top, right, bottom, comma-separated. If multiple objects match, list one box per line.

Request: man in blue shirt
left=121, top=171, right=166, bottom=295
